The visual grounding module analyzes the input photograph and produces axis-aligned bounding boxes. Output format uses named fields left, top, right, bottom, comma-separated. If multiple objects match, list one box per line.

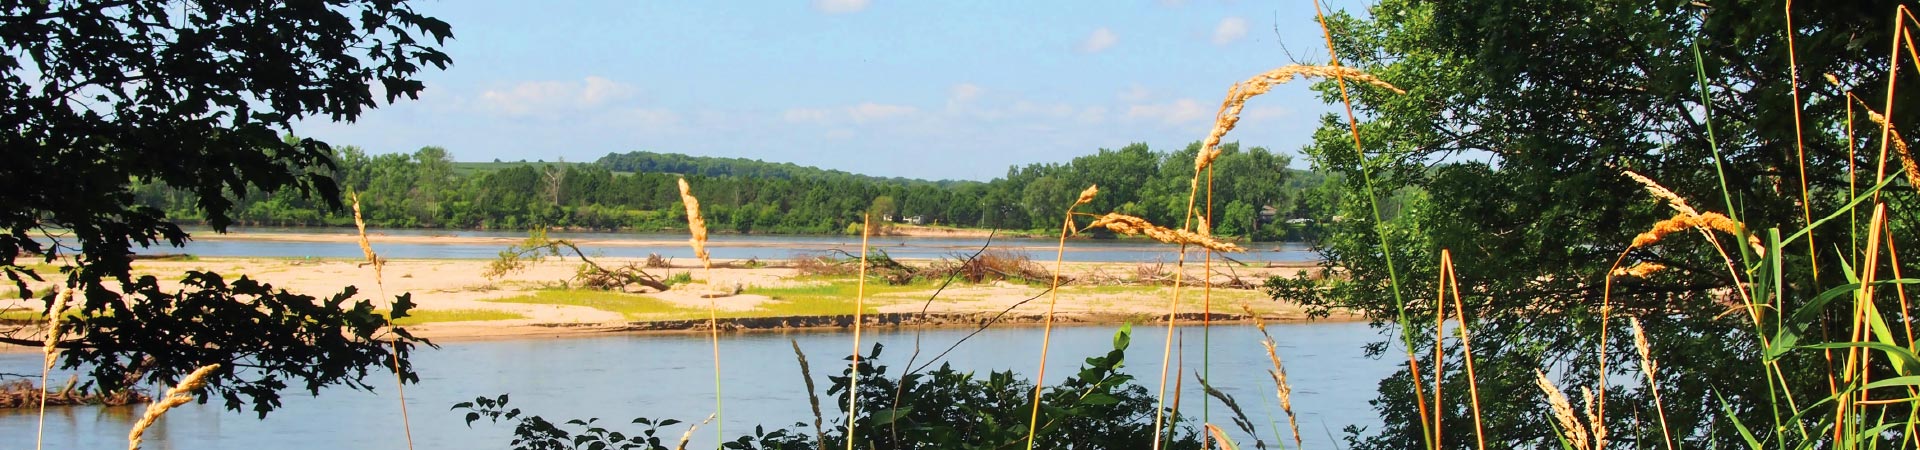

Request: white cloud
left=1213, top=17, right=1248, bottom=45
left=1124, top=98, right=1208, bottom=125
left=476, top=76, right=637, bottom=117
left=783, top=102, right=918, bottom=125
left=1118, top=84, right=1153, bottom=102
left=849, top=102, right=917, bottom=123
left=1079, top=27, right=1118, bottom=53
left=783, top=108, right=834, bottom=124
left=949, top=83, right=984, bottom=103
left=1243, top=105, right=1292, bottom=122
left=602, top=107, right=682, bottom=130
left=812, top=0, right=870, bottom=14
left=1076, top=106, right=1108, bottom=125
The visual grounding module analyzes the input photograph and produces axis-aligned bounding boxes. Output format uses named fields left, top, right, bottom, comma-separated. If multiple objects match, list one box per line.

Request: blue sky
left=298, top=0, right=1367, bottom=181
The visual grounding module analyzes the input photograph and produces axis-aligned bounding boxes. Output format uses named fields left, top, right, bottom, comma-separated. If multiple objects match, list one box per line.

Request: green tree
left=1218, top=200, right=1255, bottom=237
left=869, top=195, right=898, bottom=221
left=1270, top=0, right=1920, bottom=448
left=0, top=0, right=450, bottom=415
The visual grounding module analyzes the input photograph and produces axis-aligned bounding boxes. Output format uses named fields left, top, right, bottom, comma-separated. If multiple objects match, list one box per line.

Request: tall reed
left=1023, top=184, right=1096, bottom=450
left=36, top=285, right=71, bottom=450
left=1306, top=0, right=1433, bottom=446
left=846, top=213, right=871, bottom=450
left=678, top=177, right=722, bottom=446
left=353, top=192, right=413, bottom=450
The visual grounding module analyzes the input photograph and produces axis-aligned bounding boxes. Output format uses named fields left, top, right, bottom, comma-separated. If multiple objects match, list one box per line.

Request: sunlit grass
left=0, top=305, right=93, bottom=323
left=387, top=308, right=528, bottom=326
left=483, top=290, right=699, bottom=320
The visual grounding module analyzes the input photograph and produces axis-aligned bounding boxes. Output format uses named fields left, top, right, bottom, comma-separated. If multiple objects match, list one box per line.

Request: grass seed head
left=1536, top=370, right=1590, bottom=450
left=1199, top=65, right=1403, bottom=174
left=42, top=286, right=71, bottom=371
left=1610, top=262, right=1667, bottom=278
left=1083, top=213, right=1244, bottom=253
left=128, top=364, right=220, bottom=450
left=1630, top=212, right=1764, bottom=257
left=1620, top=169, right=1700, bottom=217
left=1631, top=317, right=1657, bottom=376
left=1076, top=184, right=1098, bottom=206
left=1858, top=102, right=1920, bottom=188
left=678, top=178, right=711, bottom=269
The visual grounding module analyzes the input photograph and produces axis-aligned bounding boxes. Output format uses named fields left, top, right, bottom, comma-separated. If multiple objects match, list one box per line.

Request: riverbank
left=2, top=256, right=1346, bottom=346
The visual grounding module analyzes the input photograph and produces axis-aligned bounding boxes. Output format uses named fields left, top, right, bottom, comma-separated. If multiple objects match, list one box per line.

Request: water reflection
left=1, top=322, right=1389, bottom=449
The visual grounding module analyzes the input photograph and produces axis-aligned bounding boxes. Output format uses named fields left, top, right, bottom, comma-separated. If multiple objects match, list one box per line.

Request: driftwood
left=0, top=376, right=149, bottom=408
left=486, top=231, right=671, bottom=292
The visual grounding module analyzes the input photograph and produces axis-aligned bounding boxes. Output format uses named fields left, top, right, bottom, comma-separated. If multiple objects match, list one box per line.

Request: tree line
left=134, top=143, right=1344, bottom=240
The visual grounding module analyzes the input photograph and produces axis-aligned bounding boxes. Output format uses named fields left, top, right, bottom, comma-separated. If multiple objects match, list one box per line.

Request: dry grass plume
left=1536, top=370, right=1590, bottom=450
left=1630, top=211, right=1764, bottom=257
left=1245, top=305, right=1303, bottom=450
left=1854, top=98, right=1920, bottom=188
left=1198, top=65, right=1404, bottom=174
left=1610, top=262, right=1668, bottom=278
left=1081, top=213, right=1244, bottom=253
left=1632, top=317, right=1676, bottom=450
left=128, top=364, right=220, bottom=450
left=37, top=286, right=73, bottom=450
left=350, top=192, right=384, bottom=284
left=678, top=178, right=711, bottom=269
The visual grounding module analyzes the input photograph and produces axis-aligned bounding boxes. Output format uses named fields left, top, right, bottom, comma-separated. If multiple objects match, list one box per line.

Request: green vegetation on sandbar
left=483, top=290, right=697, bottom=320
left=484, top=277, right=947, bottom=321
left=387, top=309, right=528, bottom=326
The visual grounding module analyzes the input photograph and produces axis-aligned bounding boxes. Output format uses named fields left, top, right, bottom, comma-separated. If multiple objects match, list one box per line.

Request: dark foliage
left=1269, top=0, right=1920, bottom=448
left=456, top=327, right=1206, bottom=450
left=0, top=0, right=450, bottom=415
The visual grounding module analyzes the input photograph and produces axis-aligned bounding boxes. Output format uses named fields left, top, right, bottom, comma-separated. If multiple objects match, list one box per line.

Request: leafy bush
left=454, top=326, right=1204, bottom=450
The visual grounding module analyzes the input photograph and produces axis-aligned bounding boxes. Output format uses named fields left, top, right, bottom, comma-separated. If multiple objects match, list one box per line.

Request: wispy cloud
left=1079, top=27, right=1118, bottom=53
left=1124, top=98, right=1208, bottom=126
left=1213, top=17, right=1248, bottom=45
left=476, top=76, right=637, bottom=117
left=812, top=0, right=871, bottom=14
left=783, top=102, right=919, bottom=125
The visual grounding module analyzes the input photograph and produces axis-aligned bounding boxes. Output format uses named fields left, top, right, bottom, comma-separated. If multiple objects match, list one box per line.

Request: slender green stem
left=1313, top=2, right=1427, bottom=448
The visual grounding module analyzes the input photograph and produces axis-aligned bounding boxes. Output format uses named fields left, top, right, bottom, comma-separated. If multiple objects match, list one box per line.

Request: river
left=2, top=322, right=1393, bottom=449
left=155, top=227, right=1320, bottom=264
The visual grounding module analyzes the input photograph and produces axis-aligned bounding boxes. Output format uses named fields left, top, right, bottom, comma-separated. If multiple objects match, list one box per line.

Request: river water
left=157, top=227, right=1320, bottom=264
left=1, top=322, right=1393, bottom=449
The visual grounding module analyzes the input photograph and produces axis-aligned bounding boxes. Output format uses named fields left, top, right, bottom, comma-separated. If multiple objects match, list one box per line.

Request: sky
left=296, top=0, right=1370, bottom=181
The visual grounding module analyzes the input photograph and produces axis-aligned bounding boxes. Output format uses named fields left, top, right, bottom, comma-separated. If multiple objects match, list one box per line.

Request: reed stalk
left=1441, top=253, right=1487, bottom=450
left=1308, top=0, right=1430, bottom=447
left=1245, top=305, right=1302, bottom=450
left=847, top=213, right=871, bottom=450
left=792, top=339, right=826, bottom=450
left=1024, top=185, right=1096, bottom=450
left=353, top=192, right=412, bottom=450
left=1630, top=318, right=1675, bottom=450
left=679, top=178, right=723, bottom=445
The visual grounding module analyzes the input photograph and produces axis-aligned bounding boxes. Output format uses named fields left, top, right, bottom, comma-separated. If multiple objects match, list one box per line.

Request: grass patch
left=482, top=278, right=938, bottom=321
left=0, top=304, right=95, bottom=323
left=484, top=290, right=701, bottom=320
left=388, top=308, right=528, bottom=326
left=736, top=277, right=939, bottom=318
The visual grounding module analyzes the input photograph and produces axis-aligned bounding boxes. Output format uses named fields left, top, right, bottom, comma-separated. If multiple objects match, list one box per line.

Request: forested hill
left=594, top=151, right=975, bottom=187
left=135, top=142, right=1349, bottom=240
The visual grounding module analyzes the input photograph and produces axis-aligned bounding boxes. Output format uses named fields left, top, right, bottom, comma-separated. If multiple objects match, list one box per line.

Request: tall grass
left=1022, top=184, right=1095, bottom=450
left=354, top=192, right=415, bottom=450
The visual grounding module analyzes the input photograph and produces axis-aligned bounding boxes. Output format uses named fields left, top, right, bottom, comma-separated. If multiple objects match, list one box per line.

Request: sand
left=1, top=255, right=1346, bottom=346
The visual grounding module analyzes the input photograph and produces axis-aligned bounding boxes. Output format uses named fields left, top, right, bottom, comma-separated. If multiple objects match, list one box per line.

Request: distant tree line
left=134, top=143, right=1359, bottom=240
